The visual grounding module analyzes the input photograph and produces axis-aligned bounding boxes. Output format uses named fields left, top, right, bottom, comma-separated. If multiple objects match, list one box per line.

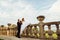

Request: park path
left=0, top=35, right=40, bottom=40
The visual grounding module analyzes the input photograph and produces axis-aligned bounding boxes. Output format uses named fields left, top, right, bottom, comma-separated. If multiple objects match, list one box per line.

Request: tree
left=52, top=32, right=58, bottom=39
left=7, top=23, right=11, bottom=26
left=12, top=24, right=17, bottom=27
left=1, top=25, right=4, bottom=27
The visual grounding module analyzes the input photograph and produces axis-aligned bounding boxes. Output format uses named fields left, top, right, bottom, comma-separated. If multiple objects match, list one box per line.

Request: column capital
left=37, top=16, right=45, bottom=22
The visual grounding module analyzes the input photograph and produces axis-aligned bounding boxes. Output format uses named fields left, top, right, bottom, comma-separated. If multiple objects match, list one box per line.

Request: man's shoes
left=17, top=36, right=21, bottom=38
left=15, top=35, right=18, bottom=37
left=15, top=35, right=21, bottom=38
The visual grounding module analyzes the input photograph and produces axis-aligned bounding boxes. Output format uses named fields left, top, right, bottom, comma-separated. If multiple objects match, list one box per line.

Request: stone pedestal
left=37, top=16, right=45, bottom=40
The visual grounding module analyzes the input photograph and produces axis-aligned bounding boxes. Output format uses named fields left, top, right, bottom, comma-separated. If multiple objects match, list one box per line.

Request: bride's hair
left=22, top=18, right=24, bottom=21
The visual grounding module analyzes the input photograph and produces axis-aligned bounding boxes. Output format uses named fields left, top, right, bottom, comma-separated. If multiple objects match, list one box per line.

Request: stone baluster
left=26, top=25, right=32, bottom=37
left=29, top=25, right=32, bottom=37
left=56, top=24, right=60, bottom=40
left=30, top=25, right=33, bottom=37
left=34, top=26, right=37, bottom=37
left=47, top=25, right=52, bottom=36
left=56, top=24, right=59, bottom=31
left=48, top=25, right=51, bottom=31
left=26, top=26, right=29, bottom=36
left=34, top=26, right=37, bottom=33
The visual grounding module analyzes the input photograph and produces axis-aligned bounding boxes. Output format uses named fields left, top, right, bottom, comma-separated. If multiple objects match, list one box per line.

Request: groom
left=16, top=18, right=24, bottom=38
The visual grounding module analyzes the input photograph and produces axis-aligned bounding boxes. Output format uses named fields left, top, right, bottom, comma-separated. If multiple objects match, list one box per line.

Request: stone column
left=37, top=16, right=45, bottom=40
left=39, top=22, right=44, bottom=38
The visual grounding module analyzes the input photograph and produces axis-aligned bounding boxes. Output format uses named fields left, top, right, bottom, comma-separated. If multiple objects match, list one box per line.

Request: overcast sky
left=0, top=0, right=60, bottom=31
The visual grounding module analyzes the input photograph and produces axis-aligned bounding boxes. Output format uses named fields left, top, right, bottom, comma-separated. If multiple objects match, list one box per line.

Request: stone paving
left=0, top=35, right=19, bottom=40
left=0, top=35, right=40, bottom=40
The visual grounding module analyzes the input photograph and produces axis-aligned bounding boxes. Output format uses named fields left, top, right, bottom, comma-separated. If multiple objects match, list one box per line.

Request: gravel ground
left=0, top=35, right=40, bottom=40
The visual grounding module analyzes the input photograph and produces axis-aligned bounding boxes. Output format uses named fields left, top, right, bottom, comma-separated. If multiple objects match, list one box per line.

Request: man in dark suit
left=16, top=18, right=24, bottom=38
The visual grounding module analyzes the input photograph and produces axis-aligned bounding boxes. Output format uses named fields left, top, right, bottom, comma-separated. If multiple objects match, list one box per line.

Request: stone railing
left=21, top=16, right=60, bottom=40
left=0, top=27, right=17, bottom=36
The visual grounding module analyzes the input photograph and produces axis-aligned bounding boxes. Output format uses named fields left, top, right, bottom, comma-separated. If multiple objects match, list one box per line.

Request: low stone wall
left=0, top=27, right=17, bottom=36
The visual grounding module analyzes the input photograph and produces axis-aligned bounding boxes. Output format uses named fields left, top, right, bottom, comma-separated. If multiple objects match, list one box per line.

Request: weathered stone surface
left=0, top=35, right=40, bottom=40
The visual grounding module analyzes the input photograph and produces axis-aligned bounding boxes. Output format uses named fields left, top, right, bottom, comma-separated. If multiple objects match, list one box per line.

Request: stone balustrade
left=21, top=16, right=60, bottom=40
left=0, top=27, right=17, bottom=36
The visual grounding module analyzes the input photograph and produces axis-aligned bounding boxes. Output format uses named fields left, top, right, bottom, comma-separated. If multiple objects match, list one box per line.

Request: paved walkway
left=0, top=35, right=40, bottom=40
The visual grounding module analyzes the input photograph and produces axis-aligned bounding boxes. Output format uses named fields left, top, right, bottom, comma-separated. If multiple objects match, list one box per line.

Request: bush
left=52, top=33, right=58, bottom=39
left=36, top=33, right=40, bottom=38
left=45, top=33, right=49, bottom=38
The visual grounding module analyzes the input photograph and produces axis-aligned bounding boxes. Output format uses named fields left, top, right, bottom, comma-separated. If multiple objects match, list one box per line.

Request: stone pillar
left=39, top=22, right=44, bottom=38
left=37, top=16, right=45, bottom=40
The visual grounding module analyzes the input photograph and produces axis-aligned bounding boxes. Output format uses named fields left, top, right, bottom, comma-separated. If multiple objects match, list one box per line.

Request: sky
left=0, top=0, right=60, bottom=31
